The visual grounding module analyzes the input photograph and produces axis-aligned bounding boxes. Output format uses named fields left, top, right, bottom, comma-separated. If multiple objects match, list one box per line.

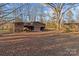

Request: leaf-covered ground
left=0, top=31, right=79, bottom=56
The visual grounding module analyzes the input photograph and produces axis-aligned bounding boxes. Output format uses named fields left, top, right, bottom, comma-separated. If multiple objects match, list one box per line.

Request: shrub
left=63, top=24, right=78, bottom=32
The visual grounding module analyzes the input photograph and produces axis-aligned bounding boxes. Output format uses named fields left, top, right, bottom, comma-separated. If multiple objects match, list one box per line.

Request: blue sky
left=1, top=3, right=79, bottom=22
left=0, top=3, right=52, bottom=21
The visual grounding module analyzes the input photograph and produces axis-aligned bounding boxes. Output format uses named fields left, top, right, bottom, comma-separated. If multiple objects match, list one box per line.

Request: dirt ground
left=0, top=31, right=79, bottom=56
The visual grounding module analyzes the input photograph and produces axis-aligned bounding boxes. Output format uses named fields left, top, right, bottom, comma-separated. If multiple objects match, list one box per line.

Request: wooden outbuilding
left=0, top=21, right=45, bottom=33
left=24, top=22, right=45, bottom=32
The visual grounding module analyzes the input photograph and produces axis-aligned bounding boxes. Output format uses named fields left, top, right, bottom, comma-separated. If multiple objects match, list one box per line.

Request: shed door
left=40, top=27, right=45, bottom=31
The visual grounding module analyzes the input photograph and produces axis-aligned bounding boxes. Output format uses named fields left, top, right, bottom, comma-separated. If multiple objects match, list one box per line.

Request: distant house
left=0, top=18, right=24, bottom=33
left=0, top=22, right=15, bottom=33
left=0, top=21, right=45, bottom=33
left=0, top=22, right=24, bottom=33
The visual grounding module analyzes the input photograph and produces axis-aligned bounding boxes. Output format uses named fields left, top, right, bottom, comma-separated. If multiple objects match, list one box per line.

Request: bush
left=63, top=24, right=78, bottom=32
left=65, top=27, right=72, bottom=32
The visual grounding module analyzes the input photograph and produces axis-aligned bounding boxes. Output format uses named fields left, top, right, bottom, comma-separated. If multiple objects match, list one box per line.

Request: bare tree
left=46, top=3, right=79, bottom=30
left=66, top=9, right=74, bottom=23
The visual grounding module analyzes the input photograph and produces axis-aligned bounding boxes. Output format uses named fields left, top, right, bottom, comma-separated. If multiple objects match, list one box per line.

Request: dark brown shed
left=13, top=22, right=24, bottom=32
left=24, top=22, right=45, bottom=32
